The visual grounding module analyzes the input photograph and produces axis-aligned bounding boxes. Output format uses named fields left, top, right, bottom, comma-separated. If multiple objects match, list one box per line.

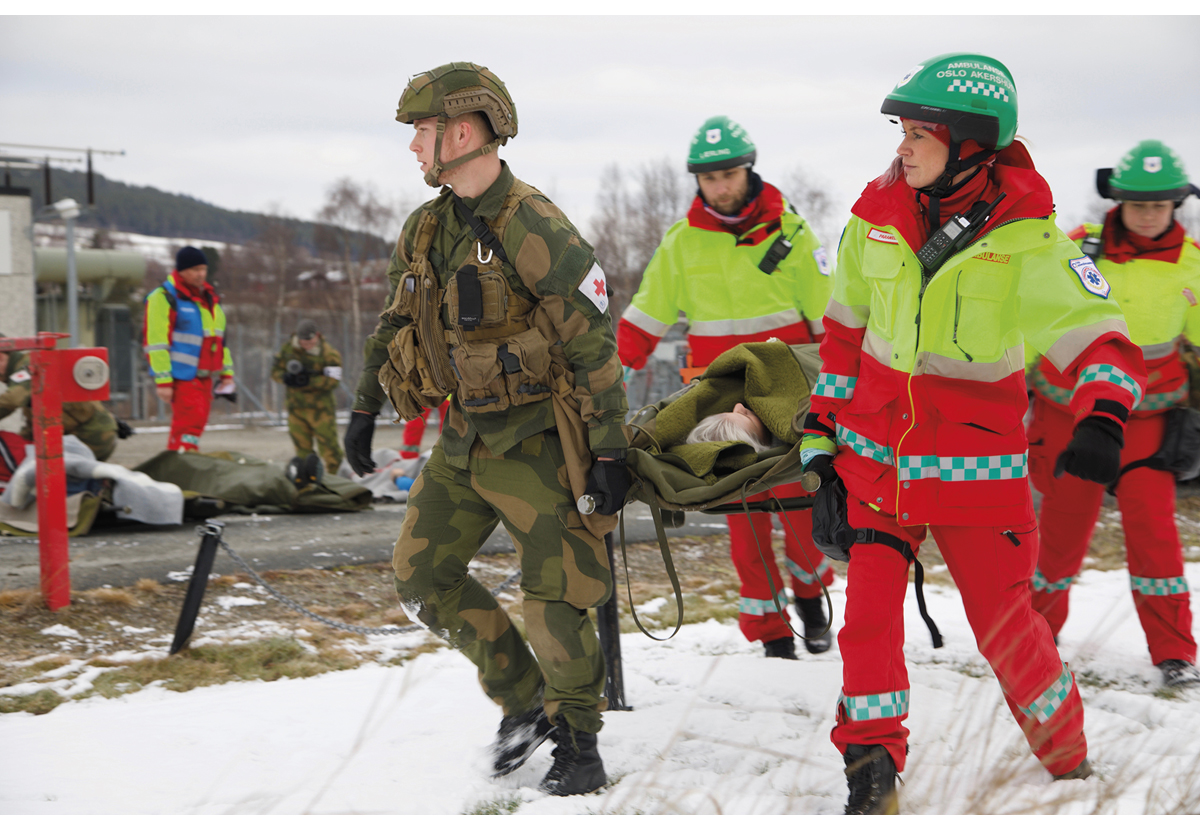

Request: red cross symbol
left=592, top=277, right=605, bottom=297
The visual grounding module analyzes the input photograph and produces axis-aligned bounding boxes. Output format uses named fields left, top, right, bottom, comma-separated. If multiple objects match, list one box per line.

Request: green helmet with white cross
left=880, top=53, right=1018, bottom=150
left=1099, top=140, right=1193, bottom=203
left=687, top=116, right=757, bottom=173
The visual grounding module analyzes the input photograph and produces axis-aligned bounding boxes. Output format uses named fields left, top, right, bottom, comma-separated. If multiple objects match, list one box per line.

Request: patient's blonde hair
left=686, top=412, right=770, bottom=453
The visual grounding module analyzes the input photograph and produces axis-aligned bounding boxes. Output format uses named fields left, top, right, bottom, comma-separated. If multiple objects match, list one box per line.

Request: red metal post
left=0, top=333, right=109, bottom=611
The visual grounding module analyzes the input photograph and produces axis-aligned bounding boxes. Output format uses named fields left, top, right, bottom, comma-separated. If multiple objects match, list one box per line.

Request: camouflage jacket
left=355, top=162, right=629, bottom=468
left=271, top=335, right=342, bottom=409
left=1, top=351, right=118, bottom=459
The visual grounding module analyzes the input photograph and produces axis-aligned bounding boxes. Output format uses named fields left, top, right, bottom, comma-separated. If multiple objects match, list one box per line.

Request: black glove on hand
left=585, top=455, right=631, bottom=516
left=282, top=372, right=310, bottom=388
left=215, top=390, right=238, bottom=403
left=1055, top=416, right=1124, bottom=484
left=116, top=419, right=134, bottom=439
left=803, top=453, right=837, bottom=486
left=344, top=411, right=377, bottom=475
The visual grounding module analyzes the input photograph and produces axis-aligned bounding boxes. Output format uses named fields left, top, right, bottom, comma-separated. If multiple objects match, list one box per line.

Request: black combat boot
left=844, top=744, right=899, bottom=814
left=490, top=706, right=556, bottom=777
left=539, top=728, right=606, bottom=796
left=763, top=636, right=798, bottom=659
left=1157, top=659, right=1200, bottom=688
left=796, top=595, right=833, bottom=654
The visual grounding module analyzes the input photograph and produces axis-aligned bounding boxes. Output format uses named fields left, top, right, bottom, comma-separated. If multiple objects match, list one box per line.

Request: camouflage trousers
left=286, top=400, right=343, bottom=474
left=392, top=431, right=612, bottom=734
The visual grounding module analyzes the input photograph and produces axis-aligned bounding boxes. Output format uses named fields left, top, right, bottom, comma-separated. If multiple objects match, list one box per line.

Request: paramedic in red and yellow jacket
left=799, top=54, right=1145, bottom=811
left=1029, top=140, right=1200, bottom=689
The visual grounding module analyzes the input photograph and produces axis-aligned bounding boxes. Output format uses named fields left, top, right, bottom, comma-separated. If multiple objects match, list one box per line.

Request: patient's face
left=730, top=403, right=769, bottom=445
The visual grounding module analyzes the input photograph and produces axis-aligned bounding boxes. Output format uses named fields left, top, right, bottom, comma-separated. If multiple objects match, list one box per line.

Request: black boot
left=490, top=706, right=556, bottom=777
left=844, top=744, right=899, bottom=814
left=539, top=728, right=606, bottom=796
left=796, top=595, right=833, bottom=654
left=763, top=636, right=798, bottom=659
left=1157, top=659, right=1200, bottom=688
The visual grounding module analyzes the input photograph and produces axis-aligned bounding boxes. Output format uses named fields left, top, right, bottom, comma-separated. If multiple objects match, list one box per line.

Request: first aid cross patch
left=1069, top=256, right=1110, bottom=299
left=9, top=370, right=31, bottom=384
left=813, top=246, right=831, bottom=276
left=578, top=261, right=609, bottom=314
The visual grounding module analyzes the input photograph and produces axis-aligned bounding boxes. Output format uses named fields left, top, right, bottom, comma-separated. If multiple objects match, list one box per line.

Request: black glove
left=584, top=454, right=631, bottom=515
left=803, top=453, right=837, bottom=486
left=1055, top=416, right=1124, bottom=484
left=116, top=419, right=134, bottom=439
left=344, top=411, right=377, bottom=475
left=215, top=390, right=238, bottom=403
left=282, top=372, right=310, bottom=388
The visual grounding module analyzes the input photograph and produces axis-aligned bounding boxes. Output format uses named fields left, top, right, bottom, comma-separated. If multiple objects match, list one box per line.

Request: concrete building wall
left=0, top=189, right=35, bottom=433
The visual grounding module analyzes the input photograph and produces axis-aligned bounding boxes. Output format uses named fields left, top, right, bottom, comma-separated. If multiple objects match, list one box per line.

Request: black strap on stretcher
left=852, top=527, right=944, bottom=649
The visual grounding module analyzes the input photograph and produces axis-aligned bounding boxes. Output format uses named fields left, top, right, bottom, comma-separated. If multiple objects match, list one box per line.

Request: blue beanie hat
left=175, top=246, right=207, bottom=272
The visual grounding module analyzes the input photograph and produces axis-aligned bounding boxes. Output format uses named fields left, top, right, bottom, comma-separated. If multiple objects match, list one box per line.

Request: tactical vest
left=377, top=179, right=558, bottom=421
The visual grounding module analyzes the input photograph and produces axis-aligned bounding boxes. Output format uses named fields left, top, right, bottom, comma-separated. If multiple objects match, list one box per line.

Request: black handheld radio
left=915, top=192, right=1007, bottom=275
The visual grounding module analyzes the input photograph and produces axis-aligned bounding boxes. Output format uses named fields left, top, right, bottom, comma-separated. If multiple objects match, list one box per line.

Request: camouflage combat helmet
left=687, top=116, right=757, bottom=174
left=1098, top=140, right=1195, bottom=204
left=882, top=53, right=1017, bottom=195
left=396, top=62, right=517, bottom=187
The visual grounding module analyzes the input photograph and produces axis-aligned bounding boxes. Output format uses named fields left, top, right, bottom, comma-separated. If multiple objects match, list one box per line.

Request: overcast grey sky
left=4, top=15, right=1199, bottom=245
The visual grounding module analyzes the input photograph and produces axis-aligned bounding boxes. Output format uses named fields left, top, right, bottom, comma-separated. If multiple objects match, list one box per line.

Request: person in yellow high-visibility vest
left=1028, top=140, right=1200, bottom=690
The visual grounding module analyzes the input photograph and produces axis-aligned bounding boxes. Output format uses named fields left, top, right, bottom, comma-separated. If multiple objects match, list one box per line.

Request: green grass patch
left=0, top=688, right=65, bottom=715
left=465, top=795, right=523, bottom=815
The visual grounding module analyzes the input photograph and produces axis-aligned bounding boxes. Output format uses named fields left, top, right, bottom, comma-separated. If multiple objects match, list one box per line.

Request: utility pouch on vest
left=382, top=271, right=420, bottom=321
left=446, top=267, right=510, bottom=331
left=378, top=325, right=447, bottom=422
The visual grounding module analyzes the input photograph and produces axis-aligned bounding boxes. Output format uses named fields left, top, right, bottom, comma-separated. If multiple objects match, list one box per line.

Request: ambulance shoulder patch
left=867, top=228, right=898, bottom=245
left=1184, top=288, right=1198, bottom=307
left=812, top=246, right=831, bottom=276
left=1069, top=256, right=1110, bottom=299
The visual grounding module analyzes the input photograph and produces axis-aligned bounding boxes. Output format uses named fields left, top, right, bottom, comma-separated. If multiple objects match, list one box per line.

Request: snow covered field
left=3, top=564, right=1198, bottom=815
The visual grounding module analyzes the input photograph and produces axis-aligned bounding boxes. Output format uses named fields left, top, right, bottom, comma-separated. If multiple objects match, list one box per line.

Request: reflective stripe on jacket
left=1031, top=221, right=1200, bottom=415
left=810, top=212, right=1145, bottom=527
left=617, top=192, right=831, bottom=370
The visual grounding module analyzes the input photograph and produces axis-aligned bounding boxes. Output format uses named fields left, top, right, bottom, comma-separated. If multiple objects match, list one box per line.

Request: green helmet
left=881, top=53, right=1018, bottom=150
left=396, top=62, right=517, bottom=187
left=1098, top=140, right=1193, bottom=203
left=687, top=116, right=756, bottom=173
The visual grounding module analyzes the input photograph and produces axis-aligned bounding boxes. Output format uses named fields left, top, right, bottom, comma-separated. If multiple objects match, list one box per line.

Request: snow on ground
left=2, top=564, right=1198, bottom=815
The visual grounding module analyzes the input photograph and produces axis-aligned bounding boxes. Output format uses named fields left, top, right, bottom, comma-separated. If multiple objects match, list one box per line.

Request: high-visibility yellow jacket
left=143, top=272, right=233, bottom=385
left=804, top=156, right=1145, bottom=527
left=1030, top=216, right=1200, bottom=415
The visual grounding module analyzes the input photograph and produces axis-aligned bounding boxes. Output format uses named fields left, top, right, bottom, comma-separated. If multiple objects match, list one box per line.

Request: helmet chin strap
left=423, top=115, right=503, bottom=188
left=920, top=140, right=996, bottom=228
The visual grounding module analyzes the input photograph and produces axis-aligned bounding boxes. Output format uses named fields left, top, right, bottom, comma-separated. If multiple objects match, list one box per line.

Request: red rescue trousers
left=166, top=376, right=213, bottom=452
left=831, top=497, right=1087, bottom=777
left=400, top=399, right=450, bottom=458
left=730, top=481, right=834, bottom=643
left=1029, top=398, right=1196, bottom=665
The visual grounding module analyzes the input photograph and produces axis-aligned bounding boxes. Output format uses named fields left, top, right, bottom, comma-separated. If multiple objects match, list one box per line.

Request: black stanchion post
left=596, top=531, right=631, bottom=710
left=169, top=520, right=224, bottom=655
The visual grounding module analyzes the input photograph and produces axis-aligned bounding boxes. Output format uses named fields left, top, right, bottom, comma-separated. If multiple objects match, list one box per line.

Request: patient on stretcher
left=686, top=403, right=773, bottom=453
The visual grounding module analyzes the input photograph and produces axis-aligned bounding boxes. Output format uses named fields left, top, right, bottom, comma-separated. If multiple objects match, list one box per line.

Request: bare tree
left=315, top=178, right=398, bottom=383
left=589, top=158, right=691, bottom=321
left=780, top=165, right=842, bottom=256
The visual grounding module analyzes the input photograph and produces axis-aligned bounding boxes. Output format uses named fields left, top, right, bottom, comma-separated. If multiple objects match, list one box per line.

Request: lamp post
left=51, top=198, right=81, bottom=346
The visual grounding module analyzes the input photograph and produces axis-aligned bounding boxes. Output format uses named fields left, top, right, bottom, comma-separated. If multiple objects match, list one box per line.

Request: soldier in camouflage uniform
left=0, top=345, right=127, bottom=462
left=343, top=63, right=630, bottom=797
left=271, top=319, right=344, bottom=474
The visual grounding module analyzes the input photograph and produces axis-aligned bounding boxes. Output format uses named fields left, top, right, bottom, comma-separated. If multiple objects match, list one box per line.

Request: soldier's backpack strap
left=450, top=178, right=543, bottom=270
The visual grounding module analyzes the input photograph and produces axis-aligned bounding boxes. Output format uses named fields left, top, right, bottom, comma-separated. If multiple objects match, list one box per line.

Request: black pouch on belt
left=456, top=265, right=483, bottom=330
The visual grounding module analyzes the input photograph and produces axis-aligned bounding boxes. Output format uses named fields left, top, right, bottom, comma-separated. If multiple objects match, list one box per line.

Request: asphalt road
left=0, top=420, right=730, bottom=592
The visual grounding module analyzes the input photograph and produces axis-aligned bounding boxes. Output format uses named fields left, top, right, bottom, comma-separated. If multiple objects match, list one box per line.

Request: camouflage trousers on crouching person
left=392, top=431, right=612, bottom=735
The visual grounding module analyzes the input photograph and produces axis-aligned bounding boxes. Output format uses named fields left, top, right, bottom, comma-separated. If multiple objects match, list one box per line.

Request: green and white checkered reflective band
left=787, top=559, right=833, bottom=584
left=813, top=372, right=857, bottom=400
left=1032, top=568, right=1074, bottom=593
left=898, top=453, right=1028, bottom=482
left=840, top=689, right=910, bottom=722
left=1018, top=663, right=1073, bottom=725
left=738, top=589, right=789, bottom=617
left=947, top=78, right=1010, bottom=102
left=1075, top=363, right=1144, bottom=407
left=1129, top=575, right=1190, bottom=596
left=1136, top=388, right=1187, bottom=411
left=1033, top=373, right=1072, bottom=407
left=836, top=424, right=894, bottom=465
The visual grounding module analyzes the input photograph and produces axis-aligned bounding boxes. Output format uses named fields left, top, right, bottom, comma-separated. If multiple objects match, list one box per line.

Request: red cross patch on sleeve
left=578, top=262, right=609, bottom=314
